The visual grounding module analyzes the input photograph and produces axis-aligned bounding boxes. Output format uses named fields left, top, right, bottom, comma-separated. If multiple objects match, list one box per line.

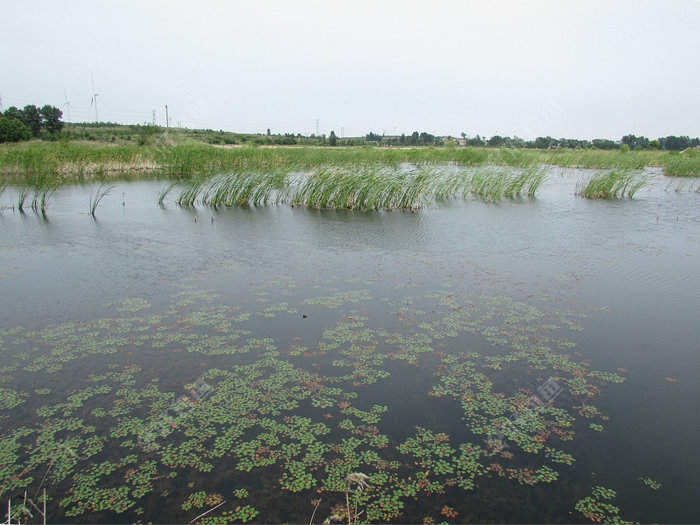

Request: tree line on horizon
left=363, top=131, right=699, bottom=151
left=1, top=107, right=698, bottom=152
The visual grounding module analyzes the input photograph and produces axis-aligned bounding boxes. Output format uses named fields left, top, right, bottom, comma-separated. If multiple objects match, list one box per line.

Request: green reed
left=290, top=166, right=432, bottom=211
left=576, top=169, right=649, bottom=199
left=176, top=178, right=206, bottom=207
left=89, top=184, right=115, bottom=218
left=170, top=164, right=548, bottom=211
left=201, top=170, right=289, bottom=207
left=661, top=150, right=700, bottom=177
left=31, top=183, right=57, bottom=219
left=157, top=183, right=176, bottom=206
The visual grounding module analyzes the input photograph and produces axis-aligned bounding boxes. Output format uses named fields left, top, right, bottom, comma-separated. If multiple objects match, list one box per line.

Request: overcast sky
left=2, top=0, right=699, bottom=139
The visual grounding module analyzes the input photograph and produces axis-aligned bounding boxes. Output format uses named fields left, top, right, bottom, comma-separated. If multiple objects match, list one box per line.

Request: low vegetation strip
left=1, top=141, right=699, bottom=186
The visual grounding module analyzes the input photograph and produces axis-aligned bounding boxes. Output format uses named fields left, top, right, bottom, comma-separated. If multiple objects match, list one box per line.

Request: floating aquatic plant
left=574, top=485, right=637, bottom=524
left=639, top=477, right=661, bottom=490
left=0, top=267, right=635, bottom=523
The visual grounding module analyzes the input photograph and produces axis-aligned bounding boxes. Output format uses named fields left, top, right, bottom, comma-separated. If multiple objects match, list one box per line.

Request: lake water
left=1, top=167, right=698, bottom=523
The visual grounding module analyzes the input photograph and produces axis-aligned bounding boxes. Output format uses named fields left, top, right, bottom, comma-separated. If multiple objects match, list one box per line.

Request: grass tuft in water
left=576, top=169, right=649, bottom=199
left=157, top=183, right=177, bottom=206
left=31, top=183, right=57, bottom=219
left=17, top=186, right=30, bottom=213
left=201, top=170, right=289, bottom=207
left=89, top=184, right=115, bottom=218
left=176, top=178, right=205, bottom=207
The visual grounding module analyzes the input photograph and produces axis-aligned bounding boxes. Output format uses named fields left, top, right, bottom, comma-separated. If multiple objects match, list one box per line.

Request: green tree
left=591, top=138, right=617, bottom=150
left=487, top=135, right=506, bottom=147
left=21, top=105, right=42, bottom=137
left=0, top=115, right=32, bottom=142
left=419, top=132, right=435, bottom=144
left=621, top=134, right=649, bottom=150
left=659, top=135, right=691, bottom=151
left=3, top=106, right=23, bottom=122
left=40, top=105, right=64, bottom=134
left=329, top=130, right=337, bottom=146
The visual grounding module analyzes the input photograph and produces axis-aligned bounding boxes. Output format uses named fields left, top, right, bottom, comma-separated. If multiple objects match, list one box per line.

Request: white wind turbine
left=63, top=89, right=72, bottom=122
left=90, top=75, right=99, bottom=123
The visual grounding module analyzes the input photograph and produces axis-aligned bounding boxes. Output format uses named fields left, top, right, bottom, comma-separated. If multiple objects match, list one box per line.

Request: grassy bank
left=1, top=140, right=699, bottom=186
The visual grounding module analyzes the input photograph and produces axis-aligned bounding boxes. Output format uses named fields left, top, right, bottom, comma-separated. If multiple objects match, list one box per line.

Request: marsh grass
left=661, top=150, right=700, bottom=177
left=89, top=184, right=115, bottom=218
left=31, top=183, right=57, bottom=219
left=17, top=186, right=30, bottom=213
left=290, top=166, right=435, bottom=211
left=576, top=169, right=649, bottom=199
left=201, top=170, right=289, bottom=207
left=157, top=183, right=177, bottom=206
left=467, top=165, right=547, bottom=201
left=172, top=164, right=549, bottom=211
left=176, top=178, right=205, bottom=207
left=3, top=141, right=700, bottom=185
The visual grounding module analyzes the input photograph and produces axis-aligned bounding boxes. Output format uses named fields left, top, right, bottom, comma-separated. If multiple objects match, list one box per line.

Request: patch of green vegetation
left=3, top=139, right=700, bottom=188
left=576, top=169, right=650, bottom=199
left=0, top=267, right=639, bottom=522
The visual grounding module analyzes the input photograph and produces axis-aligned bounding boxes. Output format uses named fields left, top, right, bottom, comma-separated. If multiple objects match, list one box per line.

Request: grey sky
left=2, top=0, right=699, bottom=139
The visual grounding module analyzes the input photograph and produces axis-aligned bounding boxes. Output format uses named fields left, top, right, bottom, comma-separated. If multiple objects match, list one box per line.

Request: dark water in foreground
left=0, top=168, right=699, bottom=523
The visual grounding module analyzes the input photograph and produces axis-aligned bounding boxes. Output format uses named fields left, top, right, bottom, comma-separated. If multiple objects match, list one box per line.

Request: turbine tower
left=90, top=75, right=99, bottom=123
left=63, top=89, right=72, bottom=123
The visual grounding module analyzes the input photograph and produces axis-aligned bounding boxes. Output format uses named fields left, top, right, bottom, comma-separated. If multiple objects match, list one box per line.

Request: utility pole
left=152, top=110, right=156, bottom=125
left=165, top=105, right=169, bottom=128
left=315, top=118, right=319, bottom=136
left=341, top=127, right=344, bottom=139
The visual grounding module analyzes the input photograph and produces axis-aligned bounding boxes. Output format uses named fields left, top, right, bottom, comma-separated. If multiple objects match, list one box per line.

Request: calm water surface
left=0, top=168, right=698, bottom=523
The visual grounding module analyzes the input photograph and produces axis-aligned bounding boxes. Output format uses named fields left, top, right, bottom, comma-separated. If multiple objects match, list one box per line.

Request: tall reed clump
left=662, top=151, right=700, bottom=177
left=172, top=164, right=549, bottom=211
left=174, top=170, right=289, bottom=207
left=202, top=170, right=289, bottom=207
left=290, top=166, right=436, bottom=211
left=175, top=177, right=205, bottom=206
left=466, top=165, right=548, bottom=201
left=576, top=169, right=649, bottom=199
